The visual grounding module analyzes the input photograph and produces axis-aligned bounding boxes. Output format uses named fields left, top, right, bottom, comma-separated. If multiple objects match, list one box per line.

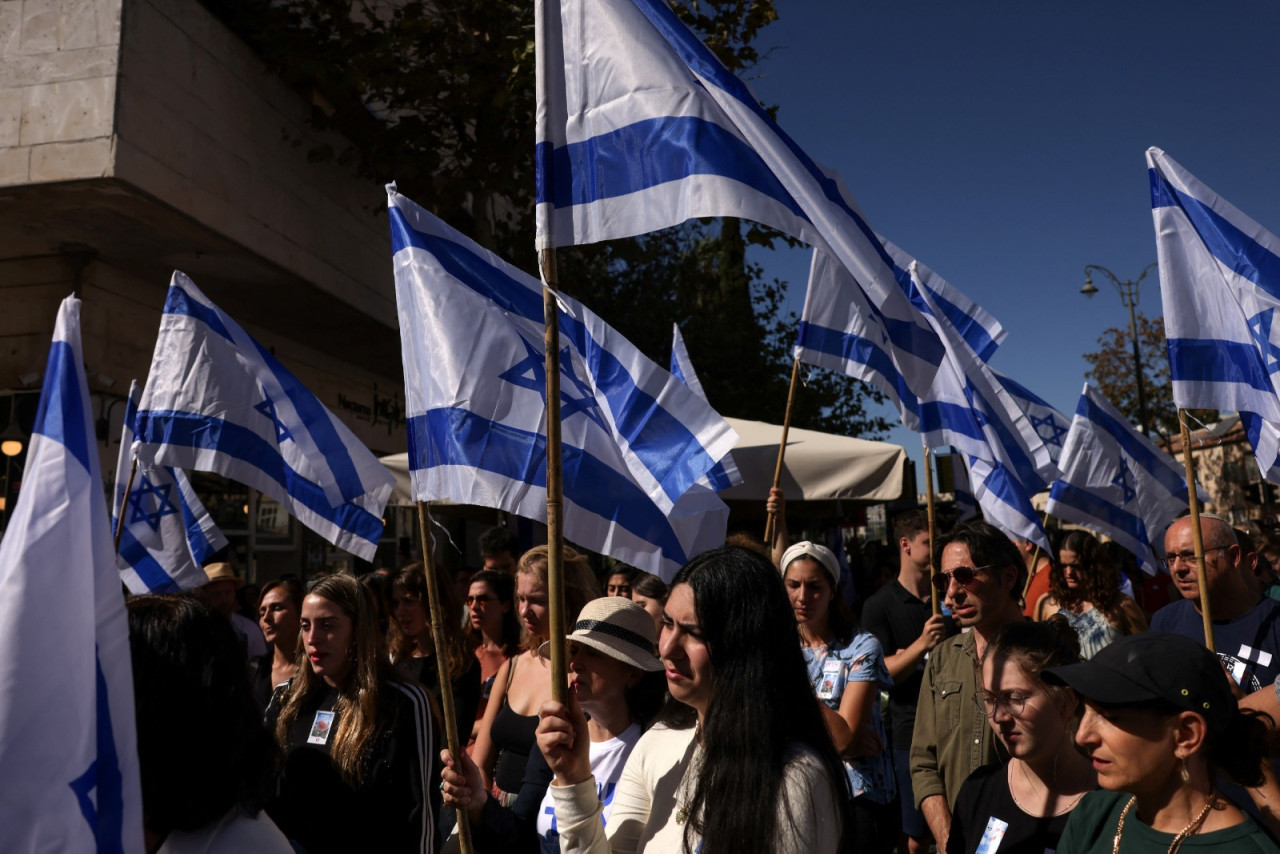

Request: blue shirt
left=802, top=631, right=896, bottom=803
left=1150, top=597, right=1280, bottom=692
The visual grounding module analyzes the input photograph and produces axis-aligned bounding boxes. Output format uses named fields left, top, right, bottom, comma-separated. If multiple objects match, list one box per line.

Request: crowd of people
left=121, top=507, right=1280, bottom=853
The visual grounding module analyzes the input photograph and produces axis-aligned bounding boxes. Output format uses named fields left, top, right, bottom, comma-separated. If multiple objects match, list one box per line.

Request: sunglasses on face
left=930, top=564, right=994, bottom=593
left=465, top=595, right=496, bottom=605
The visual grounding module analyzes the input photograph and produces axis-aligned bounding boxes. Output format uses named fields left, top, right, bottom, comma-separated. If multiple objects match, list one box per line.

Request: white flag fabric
left=134, top=272, right=394, bottom=560
left=0, top=297, right=144, bottom=852
left=1149, top=146, right=1280, bottom=483
left=669, top=324, right=742, bottom=493
left=113, top=381, right=228, bottom=594
left=994, top=371, right=1072, bottom=470
left=536, top=0, right=926, bottom=322
left=1046, top=384, right=1199, bottom=575
left=390, top=187, right=734, bottom=580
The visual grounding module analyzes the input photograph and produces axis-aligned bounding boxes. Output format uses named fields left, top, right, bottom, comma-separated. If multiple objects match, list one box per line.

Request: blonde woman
left=471, top=545, right=598, bottom=804
left=265, top=574, right=439, bottom=854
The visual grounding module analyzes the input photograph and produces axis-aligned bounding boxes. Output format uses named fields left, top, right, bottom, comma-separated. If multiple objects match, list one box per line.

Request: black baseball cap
left=1043, top=632, right=1236, bottom=734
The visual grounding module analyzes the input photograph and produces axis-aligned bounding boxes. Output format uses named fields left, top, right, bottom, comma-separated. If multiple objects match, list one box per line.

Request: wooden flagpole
left=1178, top=410, right=1215, bottom=652
left=540, top=248, right=568, bottom=706
left=923, top=442, right=940, bottom=617
left=415, top=503, right=473, bottom=853
left=113, top=458, right=138, bottom=553
left=764, top=355, right=802, bottom=547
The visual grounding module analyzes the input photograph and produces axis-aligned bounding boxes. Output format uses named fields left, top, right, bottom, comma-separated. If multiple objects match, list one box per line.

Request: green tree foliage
left=1082, top=312, right=1214, bottom=444
left=200, top=0, right=889, bottom=437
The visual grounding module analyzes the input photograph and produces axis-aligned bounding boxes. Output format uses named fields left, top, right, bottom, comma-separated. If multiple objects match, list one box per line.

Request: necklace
left=1111, top=792, right=1216, bottom=854
left=1009, top=760, right=1086, bottom=817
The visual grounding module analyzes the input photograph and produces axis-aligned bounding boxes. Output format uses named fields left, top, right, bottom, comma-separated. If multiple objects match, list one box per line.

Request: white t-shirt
left=537, top=722, right=643, bottom=853
left=158, top=807, right=293, bottom=854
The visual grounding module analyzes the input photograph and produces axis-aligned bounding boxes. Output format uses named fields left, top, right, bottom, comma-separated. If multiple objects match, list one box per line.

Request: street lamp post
left=1081, top=262, right=1158, bottom=436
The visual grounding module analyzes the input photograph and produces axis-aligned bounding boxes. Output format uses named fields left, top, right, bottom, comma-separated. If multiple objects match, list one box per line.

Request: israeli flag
left=1150, top=147, right=1280, bottom=423
left=537, top=0, right=927, bottom=318
left=390, top=187, right=734, bottom=580
left=993, top=371, right=1072, bottom=469
left=113, top=381, right=228, bottom=594
left=946, top=453, right=979, bottom=522
left=0, top=297, right=144, bottom=852
left=670, top=324, right=742, bottom=492
left=134, top=272, right=395, bottom=560
left=1046, top=384, right=1200, bottom=575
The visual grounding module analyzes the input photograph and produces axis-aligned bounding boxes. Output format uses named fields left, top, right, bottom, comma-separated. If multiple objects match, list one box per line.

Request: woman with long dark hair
left=537, top=545, right=850, bottom=853
left=472, top=546, right=598, bottom=804
left=1037, top=530, right=1146, bottom=658
left=391, top=566, right=481, bottom=743
left=250, top=577, right=304, bottom=714
left=946, top=621, right=1094, bottom=854
left=128, top=595, right=292, bottom=852
left=1050, top=632, right=1279, bottom=852
left=629, top=571, right=668, bottom=636
left=781, top=541, right=896, bottom=853
left=265, top=574, right=440, bottom=854
left=465, top=569, right=521, bottom=749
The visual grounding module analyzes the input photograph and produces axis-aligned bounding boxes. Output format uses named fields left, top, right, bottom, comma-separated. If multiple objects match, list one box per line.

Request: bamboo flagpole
left=763, top=355, right=802, bottom=547
left=923, top=441, right=940, bottom=617
left=1178, top=410, right=1215, bottom=652
left=540, top=248, right=568, bottom=706
left=113, top=457, right=137, bottom=553
left=414, top=503, right=473, bottom=853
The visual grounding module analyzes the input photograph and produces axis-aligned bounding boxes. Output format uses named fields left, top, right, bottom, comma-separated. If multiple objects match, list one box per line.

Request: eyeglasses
left=974, top=689, right=1034, bottom=718
left=465, top=595, right=496, bottom=605
left=930, top=565, right=993, bottom=593
left=1158, top=545, right=1230, bottom=570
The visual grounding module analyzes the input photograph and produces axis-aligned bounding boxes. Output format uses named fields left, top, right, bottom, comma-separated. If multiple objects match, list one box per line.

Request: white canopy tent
left=379, top=417, right=907, bottom=507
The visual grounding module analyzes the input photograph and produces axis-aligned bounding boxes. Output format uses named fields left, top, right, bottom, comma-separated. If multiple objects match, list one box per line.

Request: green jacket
left=909, top=630, right=1004, bottom=810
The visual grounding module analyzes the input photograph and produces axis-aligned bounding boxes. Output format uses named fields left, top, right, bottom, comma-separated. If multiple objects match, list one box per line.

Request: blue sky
left=738, top=1, right=1280, bottom=491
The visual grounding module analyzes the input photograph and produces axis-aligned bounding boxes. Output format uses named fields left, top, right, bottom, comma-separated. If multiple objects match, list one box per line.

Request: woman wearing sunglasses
left=1048, top=632, right=1278, bottom=854
left=946, top=621, right=1094, bottom=854
left=1036, top=531, right=1146, bottom=658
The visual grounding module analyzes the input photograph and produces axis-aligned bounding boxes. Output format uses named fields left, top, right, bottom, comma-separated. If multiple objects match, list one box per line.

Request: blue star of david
left=127, top=473, right=178, bottom=531
left=1031, top=412, right=1069, bottom=449
left=254, top=396, right=292, bottom=443
left=1248, top=308, right=1280, bottom=376
left=499, top=337, right=607, bottom=431
left=1111, top=458, right=1136, bottom=505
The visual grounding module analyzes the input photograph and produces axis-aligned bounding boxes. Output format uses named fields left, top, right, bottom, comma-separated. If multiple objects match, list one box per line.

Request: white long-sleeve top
left=549, top=722, right=841, bottom=853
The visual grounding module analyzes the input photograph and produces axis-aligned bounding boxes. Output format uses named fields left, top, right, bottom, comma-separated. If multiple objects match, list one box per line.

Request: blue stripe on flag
left=164, top=287, right=367, bottom=504
left=975, top=457, right=1043, bottom=528
left=1048, top=481, right=1152, bottom=550
left=178, top=495, right=220, bottom=565
left=135, top=411, right=384, bottom=544
left=67, top=653, right=127, bottom=854
left=1149, top=167, right=1280, bottom=302
left=1076, top=394, right=1191, bottom=499
left=534, top=116, right=806, bottom=219
left=796, top=321, right=923, bottom=417
left=392, top=208, right=717, bottom=502
left=116, top=528, right=183, bottom=594
left=33, top=341, right=91, bottom=471
left=1166, top=337, right=1273, bottom=393
left=408, top=408, right=688, bottom=563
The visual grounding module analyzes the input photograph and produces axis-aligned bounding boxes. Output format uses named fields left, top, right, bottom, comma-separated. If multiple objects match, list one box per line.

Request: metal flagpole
left=923, top=440, right=940, bottom=617
left=1178, top=410, right=1215, bottom=652
left=540, top=248, right=568, bottom=706
left=764, top=355, right=802, bottom=547
left=415, top=503, right=473, bottom=853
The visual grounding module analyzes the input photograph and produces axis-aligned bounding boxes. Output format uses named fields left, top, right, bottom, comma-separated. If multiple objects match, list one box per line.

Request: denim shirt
left=802, top=631, right=896, bottom=804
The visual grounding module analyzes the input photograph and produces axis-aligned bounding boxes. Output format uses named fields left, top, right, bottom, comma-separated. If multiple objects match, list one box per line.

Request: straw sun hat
left=539, top=596, right=664, bottom=673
